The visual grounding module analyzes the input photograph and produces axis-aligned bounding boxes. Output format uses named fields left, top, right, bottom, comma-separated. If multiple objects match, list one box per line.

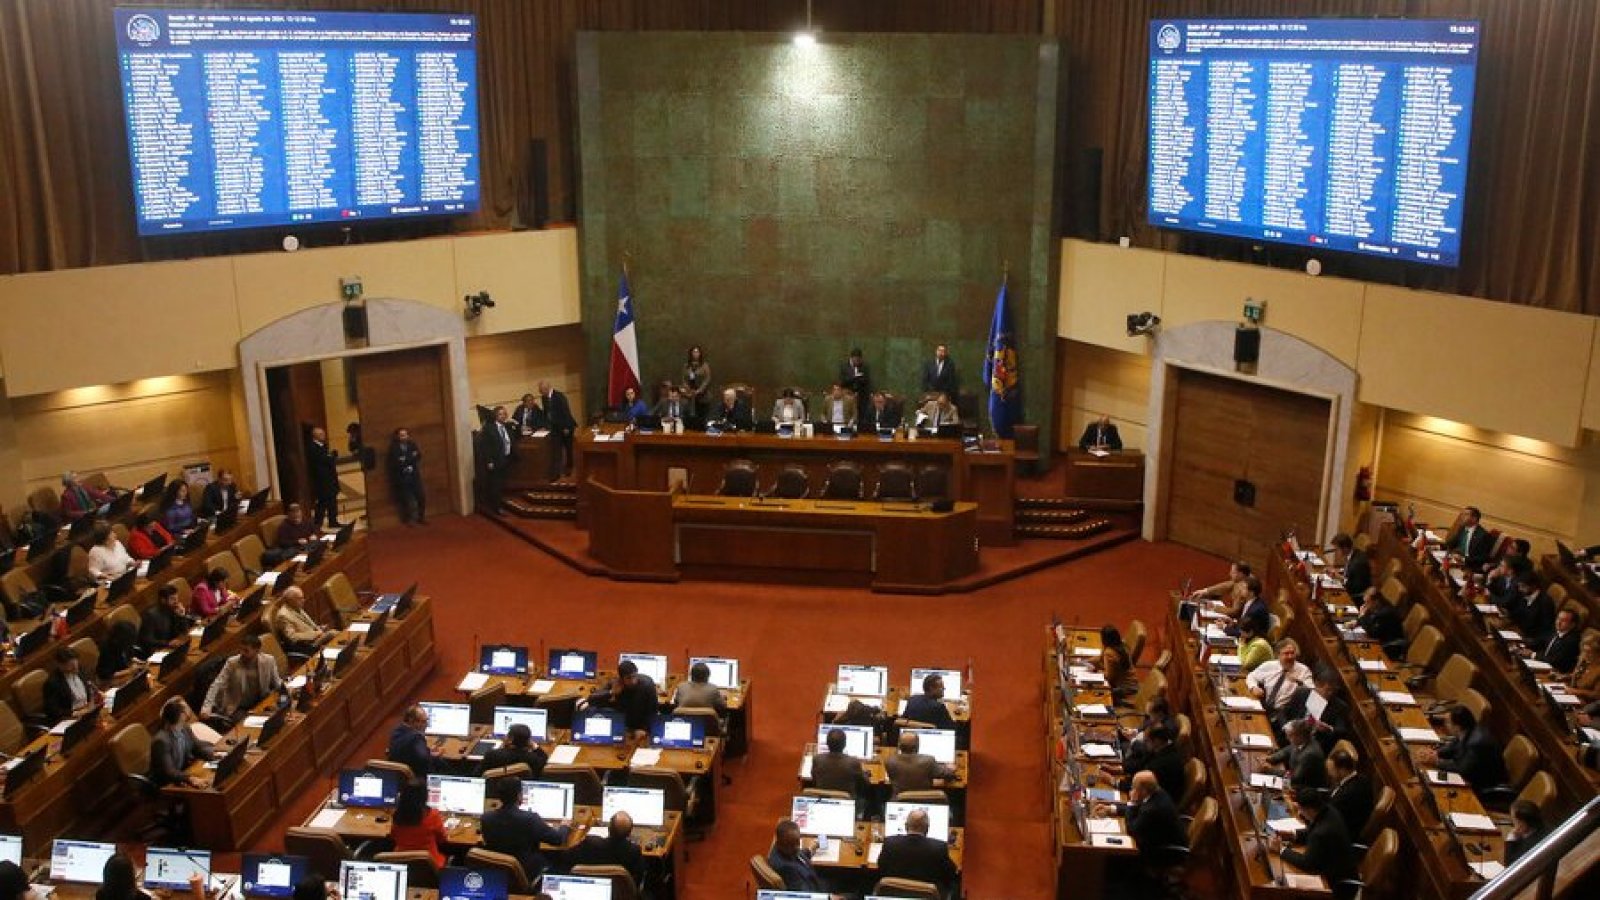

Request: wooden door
left=266, top=362, right=328, bottom=504
left=353, top=346, right=455, bottom=529
left=1164, top=369, right=1329, bottom=563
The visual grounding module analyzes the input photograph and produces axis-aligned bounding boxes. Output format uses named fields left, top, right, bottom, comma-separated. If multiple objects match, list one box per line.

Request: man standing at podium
left=838, top=347, right=871, bottom=412
left=921, top=344, right=959, bottom=397
left=538, top=380, right=576, bottom=479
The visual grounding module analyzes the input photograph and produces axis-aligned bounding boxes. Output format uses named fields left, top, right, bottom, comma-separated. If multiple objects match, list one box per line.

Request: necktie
left=671, top=403, right=678, bottom=418
left=1461, top=526, right=1473, bottom=553
left=1546, top=634, right=1561, bottom=659
left=1266, top=669, right=1288, bottom=707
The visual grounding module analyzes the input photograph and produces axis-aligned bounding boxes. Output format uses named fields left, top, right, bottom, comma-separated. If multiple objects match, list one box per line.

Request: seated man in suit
left=817, top=384, right=856, bottom=429
left=1328, top=533, right=1372, bottom=600
left=902, top=673, right=957, bottom=731
left=916, top=392, right=960, bottom=430
left=272, top=586, right=333, bottom=657
left=811, top=728, right=869, bottom=803
left=1524, top=607, right=1582, bottom=674
left=140, top=584, right=193, bottom=654
left=1077, top=414, right=1123, bottom=451
left=1487, top=553, right=1533, bottom=608
left=149, top=697, right=214, bottom=788
left=480, top=776, right=569, bottom=881
left=771, top=388, right=806, bottom=424
left=1272, top=788, right=1355, bottom=885
left=480, top=722, right=548, bottom=779
left=1355, top=588, right=1405, bottom=650
left=861, top=391, right=901, bottom=431
left=653, top=385, right=690, bottom=425
left=886, top=731, right=956, bottom=798
left=387, top=704, right=443, bottom=778
left=1263, top=719, right=1329, bottom=792
left=200, top=633, right=282, bottom=725
left=43, top=645, right=102, bottom=722
left=878, top=807, right=958, bottom=898
left=1325, top=748, right=1375, bottom=840
left=920, top=344, right=959, bottom=397
left=1507, top=573, right=1558, bottom=648
left=1111, top=722, right=1186, bottom=803
left=198, top=469, right=239, bottom=519
left=710, top=388, right=754, bottom=431
left=567, top=811, right=645, bottom=888
left=767, top=819, right=841, bottom=897
left=672, top=662, right=728, bottom=721
left=1446, top=505, right=1497, bottom=572
left=1281, top=665, right=1351, bottom=752
left=1424, top=704, right=1508, bottom=793
left=511, top=393, right=545, bottom=433
left=1094, top=770, right=1187, bottom=875
left=1246, top=639, right=1313, bottom=725
left=1121, top=695, right=1178, bottom=773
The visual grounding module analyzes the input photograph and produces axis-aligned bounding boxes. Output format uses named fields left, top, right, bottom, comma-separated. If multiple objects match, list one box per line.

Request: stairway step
left=1015, top=496, right=1082, bottom=509
left=1016, top=519, right=1113, bottom=540
left=1016, top=508, right=1089, bottom=523
left=522, top=491, right=578, bottom=505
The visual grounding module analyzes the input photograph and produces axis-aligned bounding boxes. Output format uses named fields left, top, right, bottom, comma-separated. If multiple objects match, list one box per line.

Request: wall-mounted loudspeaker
left=1234, top=326, right=1261, bottom=366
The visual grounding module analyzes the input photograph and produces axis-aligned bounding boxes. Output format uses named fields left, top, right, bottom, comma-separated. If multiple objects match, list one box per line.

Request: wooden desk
left=575, top=430, right=1015, bottom=545
left=504, top=433, right=558, bottom=490
left=1061, top=449, right=1145, bottom=503
left=167, top=589, right=435, bottom=850
left=0, top=530, right=364, bottom=850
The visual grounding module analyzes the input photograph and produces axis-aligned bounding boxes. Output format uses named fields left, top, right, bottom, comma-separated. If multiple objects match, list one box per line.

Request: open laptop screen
left=50, top=840, right=117, bottom=884
left=426, top=774, right=487, bottom=817
left=145, top=847, right=211, bottom=890
left=338, top=768, right=402, bottom=808
left=339, top=861, right=407, bottom=900
left=618, top=652, right=668, bottom=684
left=479, top=645, right=529, bottom=675
left=885, top=801, right=951, bottom=842
left=418, top=702, right=472, bottom=738
left=602, top=785, right=666, bottom=828
left=836, top=664, right=888, bottom=696
left=519, top=780, right=575, bottom=822
left=902, top=728, right=958, bottom=765
left=548, top=649, right=598, bottom=679
left=688, top=656, right=740, bottom=689
left=815, top=723, right=875, bottom=760
left=439, top=867, right=509, bottom=900
left=241, top=855, right=308, bottom=899
left=789, top=795, right=856, bottom=839
left=0, top=835, right=20, bottom=867
left=910, top=667, right=963, bottom=697
left=492, top=706, right=547, bottom=740
left=540, top=874, right=612, bottom=900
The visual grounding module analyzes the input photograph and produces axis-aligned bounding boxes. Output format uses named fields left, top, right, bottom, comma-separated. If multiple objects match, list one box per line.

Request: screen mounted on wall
left=1147, top=18, right=1481, bottom=267
left=115, top=8, right=480, bottom=236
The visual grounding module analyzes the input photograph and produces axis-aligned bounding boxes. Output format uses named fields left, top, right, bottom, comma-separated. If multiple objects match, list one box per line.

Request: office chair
left=717, top=460, right=759, bottom=497
left=768, top=465, right=810, bottom=499
left=748, top=855, right=783, bottom=891
left=914, top=466, right=949, bottom=501
left=870, top=877, right=941, bottom=898
left=206, top=551, right=249, bottom=591
left=821, top=461, right=863, bottom=500
left=469, top=681, right=507, bottom=725
left=233, top=534, right=267, bottom=577
left=373, top=852, right=440, bottom=890
left=874, top=463, right=916, bottom=502
left=463, top=849, right=531, bottom=893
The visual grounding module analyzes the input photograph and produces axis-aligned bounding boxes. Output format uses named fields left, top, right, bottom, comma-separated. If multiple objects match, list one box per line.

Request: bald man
left=272, top=586, right=332, bottom=656
left=877, top=808, right=958, bottom=897
left=568, top=811, right=644, bottom=887
left=1097, top=771, right=1186, bottom=867
left=885, top=731, right=956, bottom=797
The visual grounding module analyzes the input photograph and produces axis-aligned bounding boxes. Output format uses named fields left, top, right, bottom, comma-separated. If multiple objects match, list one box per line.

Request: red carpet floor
left=252, top=513, right=1221, bottom=899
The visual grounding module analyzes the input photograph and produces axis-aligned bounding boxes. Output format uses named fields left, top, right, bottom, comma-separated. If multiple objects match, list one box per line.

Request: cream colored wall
left=466, top=325, right=588, bottom=418
left=1055, top=339, right=1152, bottom=451
left=0, top=229, right=582, bottom=397
left=321, top=358, right=358, bottom=442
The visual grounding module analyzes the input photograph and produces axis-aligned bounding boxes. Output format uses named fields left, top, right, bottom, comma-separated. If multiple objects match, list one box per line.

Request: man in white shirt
left=1246, top=638, right=1312, bottom=719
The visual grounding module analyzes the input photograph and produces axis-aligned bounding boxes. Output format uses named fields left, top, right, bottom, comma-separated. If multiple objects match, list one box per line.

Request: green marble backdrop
left=576, top=32, right=1061, bottom=450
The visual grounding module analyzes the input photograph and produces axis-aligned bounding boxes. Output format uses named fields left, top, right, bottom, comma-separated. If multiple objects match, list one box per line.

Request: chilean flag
left=607, top=269, right=642, bottom=406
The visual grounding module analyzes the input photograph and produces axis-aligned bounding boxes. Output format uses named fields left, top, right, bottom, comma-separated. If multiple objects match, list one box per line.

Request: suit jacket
left=921, top=358, right=959, bottom=396
left=838, top=359, right=871, bottom=396
left=1280, top=807, right=1355, bottom=883
left=198, top=481, right=238, bottom=519
left=1437, top=725, right=1509, bottom=791
left=768, top=847, right=828, bottom=892
left=652, top=397, right=689, bottom=421
left=1328, top=773, right=1375, bottom=840
left=1537, top=629, right=1582, bottom=674
left=1267, top=739, right=1329, bottom=792
left=811, top=749, right=868, bottom=799
left=567, top=834, right=644, bottom=886
left=1509, top=591, right=1557, bottom=647
left=861, top=403, right=901, bottom=431
left=1449, top=524, right=1496, bottom=570
left=479, top=805, right=567, bottom=878
left=815, top=394, right=857, bottom=427
left=140, top=603, right=191, bottom=652
left=1077, top=422, right=1123, bottom=451
left=878, top=832, right=958, bottom=892
left=480, top=743, right=548, bottom=779
left=1282, top=687, right=1351, bottom=752
left=149, top=724, right=212, bottom=786
left=481, top=421, right=514, bottom=468
left=672, top=680, right=727, bottom=718
left=388, top=440, right=422, bottom=486
left=388, top=724, right=437, bottom=778
left=541, top=390, right=577, bottom=433
left=712, top=400, right=754, bottom=431
left=593, top=674, right=659, bottom=732
left=306, top=439, right=340, bottom=496
left=1126, top=788, right=1187, bottom=863
left=201, top=652, right=282, bottom=719
left=1357, top=602, right=1405, bottom=646
left=43, top=670, right=98, bottom=722
left=902, top=694, right=956, bottom=731
left=1343, top=549, right=1373, bottom=598
left=886, top=750, right=952, bottom=796
left=1125, top=743, right=1187, bottom=804
left=511, top=404, right=546, bottom=433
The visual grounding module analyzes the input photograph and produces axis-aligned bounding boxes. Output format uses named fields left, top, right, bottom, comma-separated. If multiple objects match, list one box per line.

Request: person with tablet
left=479, top=723, right=547, bottom=779
left=150, top=698, right=215, bottom=788
left=479, top=777, right=569, bottom=880
left=566, top=811, right=645, bottom=888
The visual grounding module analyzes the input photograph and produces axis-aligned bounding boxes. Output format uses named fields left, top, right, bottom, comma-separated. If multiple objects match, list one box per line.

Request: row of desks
left=0, top=529, right=371, bottom=852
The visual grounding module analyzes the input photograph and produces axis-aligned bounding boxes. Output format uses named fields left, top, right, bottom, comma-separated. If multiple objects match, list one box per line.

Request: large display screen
left=114, top=8, right=479, bottom=235
left=1147, top=19, right=1481, bottom=266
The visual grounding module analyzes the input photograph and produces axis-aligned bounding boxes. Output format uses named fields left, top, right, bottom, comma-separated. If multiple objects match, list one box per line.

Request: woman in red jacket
left=127, top=513, right=173, bottom=559
left=389, top=781, right=450, bottom=867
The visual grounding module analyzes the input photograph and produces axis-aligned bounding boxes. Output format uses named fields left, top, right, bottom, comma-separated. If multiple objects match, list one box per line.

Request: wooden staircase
left=1013, top=496, right=1114, bottom=540
left=505, top=481, right=578, bottom=520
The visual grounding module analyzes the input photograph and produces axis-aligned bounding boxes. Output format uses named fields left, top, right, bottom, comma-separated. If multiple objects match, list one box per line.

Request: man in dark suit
left=878, top=808, right=958, bottom=898
left=1449, top=506, right=1496, bottom=571
left=387, top=704, right=442, bottom=778
left=1274, top=789, right=1355, bottom=885
left=1096, top=771, right=1187, bottom=869
left=567, top=811, right=645, bottom=888
left=1529, top=607, right=1582, bottom=673
left=1330, top=533, right=1372, bottom=599
left=43, top=645, right=100, bottom=722
left=861, top=392, right=901, bottom=431
left=586, top=659, right=658, bottom=740
left=511, top=393, right=545, bottom=433
left=537, top=381, right=577, bottom=478
left=1077, top=415, right=1123, bottom=451
left=920, top=344, right=959, bottom=398
left=1265, top=719, right=1329, bottom=792
left=198, top=469, right=239, bottom=519
left=886, top=731, right=956, bottom=797
left=767, top=819, right=836, bottom=894
left=479, top=722, right=547, bottom=779
left=149, top=698, right=214, bottom=788
left=1116, top=723, right=1186, bottom=803
left=1427, top=704, right=1508, bottom=793
left=479, top=406, right=513, bottom=515
left=480, top=776, right=569, bottom=880
left=811, top=728, right=869, bottom=802
left=902, top=674, right=957, bottom=731
left=305, top=426, right=343, bottom=530
left=711, top=388, right=754, bottom=431
left=387, top=428, right=425, bottom=525
left=1356, top=591, right=1405, bottom=650
left=1325, top=748, right=1375, bottom=840
left=653, top=386, right=689, bottom=424
left=838, top=348, right=871, bottom=412
left=1507, top=573, right=1557, bottom=647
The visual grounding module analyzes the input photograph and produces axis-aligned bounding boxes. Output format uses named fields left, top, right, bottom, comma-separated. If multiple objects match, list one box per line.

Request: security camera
left=1126, top=312, right=1161, bottom=337
left=464, top=291, right=495, bottom=320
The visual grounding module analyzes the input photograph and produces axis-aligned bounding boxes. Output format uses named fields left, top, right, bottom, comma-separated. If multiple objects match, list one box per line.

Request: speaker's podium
left=585, top=480, right=980, bottom=594
left=1061, top=449, right=1144, bottom=505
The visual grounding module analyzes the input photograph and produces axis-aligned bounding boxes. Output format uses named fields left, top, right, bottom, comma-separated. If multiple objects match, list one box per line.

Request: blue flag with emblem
left=983, top=278, right=1021, bottom=437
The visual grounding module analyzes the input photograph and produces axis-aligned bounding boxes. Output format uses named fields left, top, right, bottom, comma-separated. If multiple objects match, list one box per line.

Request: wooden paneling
left=1057, top=241, right=1163, bottom=352
left=1056, top=339, right=1151, bottom=452
left=1165, top=369, right=1329, bottom=562
left=354, top=346, right=456, bottom=530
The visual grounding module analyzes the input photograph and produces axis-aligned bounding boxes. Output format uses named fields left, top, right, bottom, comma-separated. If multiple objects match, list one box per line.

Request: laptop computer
left=146, top=546, right=175, bottom=576
left=272, top=563, right=300, bottom=596
left=618, top=652, right=668, bottom=684
left=338, top=768, right=402, bottom=808
left=154, top=643, right=189, bottom=682
left=212, top=735, right=251, bottom=789
left=3, top=749, right=46, bottom=799
left=338, top=861, right=407, bottom=900
left=901, top=728, right=958, bottom=765
left=1556, top=541, right=1579, bottom=570
left=144, top=847, right=211, bottom=890
left=909, top=667, right=964, bottom=698
left=602, top=785, right=667, bottom=829
left=633, top=415, right=663, bottom=433
left=539, top=874, right=612, bottom=900
left=652, top=715, right=707, bottom=750
left=814, top=723, right=874, bottom=760
left=418, top=702, right=472, bottom=738
left=240, top=854, right=308, bottom=899
left=65, top=591, right=98, bottom=626
left=519, top=781, right=576, bottom=822
left=199, top=615, right=229, bottom=649
left=109, top=669, right=150, bottom=716
left=0, top=834, right=20, bottom=867
left=688, top=656, right=740, bottom=689
left=885, top=800, right=951, bottom=841
left=139, top=473, right=169, bottom=502
left=333, top=523, right=354, bottom=549
left=835, top=664, right=889, bottom=697
left=256, top=703, right=289, bottom=749
left=371, top=583, right=417, bottom=618
left=789, top=795, right=856, bottom=838
left=60, top=708, right=102, bottom=756
left=548, top=648, right=598, bottom=680
left=49, top=839, right=117, bottom=884
left=235, top=586, right=266, bottom=619
left=479, top=645, right=529, bottom=675
left=572, top=708, right=624, bottom=745
left=107, top=568, right=137, bottom=601
left=363, top=609, right=390, bottom=647
left=243, top=488, right=270, bottom=514
left=438, top=867, right=509, bottom=900
left=425, top=774, right=487, bottom=817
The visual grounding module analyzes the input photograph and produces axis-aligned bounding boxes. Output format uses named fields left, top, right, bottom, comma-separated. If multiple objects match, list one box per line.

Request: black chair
left=822, top=462, right=863, bottom=500
left=717, top=460, right=758, bottom=497
left=874, top=463, right=916, bottom=501
left=915, top=465, right=950, bottom=500
left=768, top=465, right=810, bottom=499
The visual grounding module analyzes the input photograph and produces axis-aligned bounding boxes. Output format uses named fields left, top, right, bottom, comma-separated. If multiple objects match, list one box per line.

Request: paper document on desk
left=1222, top=696, right=1264, bottom=712
left=321, top=647, right=342, bottom=660
left=809, top=842, right=841, bottom=864
left=1470, top=861, right=1505, bottom=880
left=1074, top=703, right=1112, bottom=717
left=548, top=745, right=580, bottom=766
left=1210, top=654, right=1242, bottom=669
left=1474, top=604, right=1500, bottom=615
left=346, top=622, right=371, bottom=633
left=1236, top=733, right=1273, bottom=750
left=799, top=755, right=813, bottom=779
left=189, top=627, right=205, bottom=638
left=254, top=573, right=277, bottom=586
left=291, top=554, right=308, bottom=564
left=1085, top=817, right=1123, bottom=834
left=1283, top=873, right=1324, bottom=890
left=1523, top=659, right=1553, bottom=673
left=1087, top=449, right=1110, bottom=458
left=1376, top=691, right=1417, bottom=706
left=1268, top=818, right=1303, bottom=835
left=1449, top=812, right=1498, bottom=833
left=1073, top=672, right=1106, bottom=686
left=192, top=722, right=224, bottom=744
left=868, top=842, right=883, bottom=864
left=1250, top=773, right=1285, bottom=791
left=309, top=809, right=345, bottom=830
left=287, top=676, right=307, bottom=690
left=1080, top=743, right=1118, bottom=759
left=1072, top=646, right=1101, bottom=658
left=242, top=715, right=270, bottom=730
left=531, top=429, right=551, bottom=438
left=630, top=748, right=662, bottom=767
left=527, top=679, right=556, bottom=695
left=1427, top=769, right=1467, bottom=787
left=457, top=672, right=489, bottom=692
left=1357, top=659, right=1389, bottom=672
left=49, top=719, right=72, bottom=736
left=1547, top=689, right=1580, bottom=706
left=1498, top=630, right=1524, bottom=643
left=1398, top=727, right=1441, bottom=744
